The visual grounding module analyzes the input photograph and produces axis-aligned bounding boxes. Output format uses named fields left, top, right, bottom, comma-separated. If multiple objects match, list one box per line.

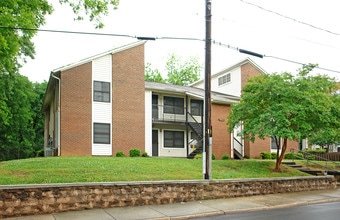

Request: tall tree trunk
left=275, top=138, right=288, bottom=171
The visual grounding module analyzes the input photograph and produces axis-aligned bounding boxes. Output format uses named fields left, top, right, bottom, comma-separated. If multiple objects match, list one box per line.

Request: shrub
left=129, top=148, right=141, bottom=157
left=260, top=152, right=271, bottom=159
left=271, top=152, right=277, bottom=159
left=193, top=153, right=215, bottom=160
left=221, top=154, right=229, bottom=160
left=284, top=152, right=303, bottom=160
left=303, top=149, right=326, bottom=154
left=116, top=151, right=126, bottom=157
left=304, top=155, right=315, bottom=160
left=194, top=154, right=202, bottom=160
left=141, top=152, right=149, bottom=157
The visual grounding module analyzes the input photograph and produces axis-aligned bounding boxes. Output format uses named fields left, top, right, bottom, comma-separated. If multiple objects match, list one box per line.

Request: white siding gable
left=92, top=55, right=112, bottom=156
left=211, top=67, right=241, bottom=97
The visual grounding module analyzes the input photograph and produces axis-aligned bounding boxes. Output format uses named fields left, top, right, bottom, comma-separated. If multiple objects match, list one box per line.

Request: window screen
left=94, top=81, right=110, bottom=102
left=164, top=96, right=184, bottom=114
left=164, top=130, right=184, bottom=148
left=93, top=123, right=110, bottom=144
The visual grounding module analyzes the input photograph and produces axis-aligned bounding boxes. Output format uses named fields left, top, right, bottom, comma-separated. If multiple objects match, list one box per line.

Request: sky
left=20, top=0, right=340, bottom=82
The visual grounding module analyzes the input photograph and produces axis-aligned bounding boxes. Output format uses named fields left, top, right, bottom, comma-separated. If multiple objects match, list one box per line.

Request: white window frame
left=218, top=73, right=231, bottom=86
left=163, top=130, right=185, bottom=149
left=93, top=123, right=111, bottom=144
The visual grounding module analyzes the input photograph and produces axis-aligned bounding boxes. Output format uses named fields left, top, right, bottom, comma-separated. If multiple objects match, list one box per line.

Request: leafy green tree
left=145, top=63, right=165, bottom=83
left=166, top=54, right=201, bottom=86
left=309, top=128, right=340, bottom=151
left=0, top=75, right=47, bottom=161
left=0, top=0, right=52, bottom=73
left=59, top=0, right=120, bottom=28
left=309, top=92, right=340, bottom=151
left=145, top=54, right=202, bottom=86
left=0, top=0, right=119, bottom=74
left=31, top=81, right=48, bottom=156
left=227, top=64, right=339, bottom=171
left=0, top=74, right=35, bottom=160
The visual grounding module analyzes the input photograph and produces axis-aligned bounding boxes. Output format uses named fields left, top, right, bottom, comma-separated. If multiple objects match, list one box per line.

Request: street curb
left=169, top=198, right=340, bottom=220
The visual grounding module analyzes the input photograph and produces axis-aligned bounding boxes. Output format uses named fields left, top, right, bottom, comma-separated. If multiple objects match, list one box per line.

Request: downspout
left=185, top=95, right=189, bottom=157
left=51, top=73, right=61, bottom=156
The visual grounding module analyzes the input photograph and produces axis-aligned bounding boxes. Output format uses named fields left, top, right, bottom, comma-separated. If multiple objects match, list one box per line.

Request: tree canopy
left=0, top=0, right=119, bottom=74
left=0, top=74, right=47, bottom=161
left=227, top=64, right=339, bottom=170
left=145, top=54, right=202, bottom=86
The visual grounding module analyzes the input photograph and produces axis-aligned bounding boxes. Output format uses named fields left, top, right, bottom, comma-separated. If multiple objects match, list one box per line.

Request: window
left=218, top=73, right=231, bottom=86
left=93, top=81, right=110, bottom=102
left=93, top=123, right=110, bottom=144
left=271, top=135, right=281, bottom=150
left=164, top=131, right=184, bottom=148
left=164, top=130, right=184, bottom=148
left=190, top=99, right=203, bottom=116
left=164, top=96, right=184, bottom=114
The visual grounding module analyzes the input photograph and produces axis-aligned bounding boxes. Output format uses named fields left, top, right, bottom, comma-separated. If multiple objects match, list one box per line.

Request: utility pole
left=204, top=0, right=212, bottom=180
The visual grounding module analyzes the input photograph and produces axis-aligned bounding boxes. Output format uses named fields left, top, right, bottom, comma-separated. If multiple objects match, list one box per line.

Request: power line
left=240, top=0, right=340, bottom=36
left=212, top=40, right=340, bottom=74
left=1, top=25, right=339, bottom=74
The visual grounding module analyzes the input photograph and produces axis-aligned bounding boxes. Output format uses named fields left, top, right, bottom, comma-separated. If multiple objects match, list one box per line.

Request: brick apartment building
left=42, top=41, right=298, bottom=159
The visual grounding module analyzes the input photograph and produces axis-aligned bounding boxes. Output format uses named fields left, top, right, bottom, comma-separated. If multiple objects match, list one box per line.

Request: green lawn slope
left=0, top=157, right=310, bottom=185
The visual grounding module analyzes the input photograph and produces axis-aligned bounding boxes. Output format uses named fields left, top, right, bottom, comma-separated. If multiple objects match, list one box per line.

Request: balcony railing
left=152, top=104, right=202, bottom=123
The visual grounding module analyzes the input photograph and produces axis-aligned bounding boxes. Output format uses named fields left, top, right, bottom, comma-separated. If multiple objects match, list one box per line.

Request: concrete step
left=299, top=169, right=326, bottom=176
left=288, top=164, right=304, bottom=168
left=282, top=161, right=297, bottom=166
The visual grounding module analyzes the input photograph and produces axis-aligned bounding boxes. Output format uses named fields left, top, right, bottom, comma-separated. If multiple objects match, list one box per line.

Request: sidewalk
left=6, top=188, right=340, bottom=220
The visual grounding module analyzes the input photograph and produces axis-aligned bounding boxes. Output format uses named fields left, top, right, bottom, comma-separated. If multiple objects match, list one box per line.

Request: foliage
left=0, top=74, right=46, bottom=161
left=165, top=54, right=202, bottom=86
left=0, top=0, right=52, bottom=73
left=145, top=54, right=202, bottom=86
left=31, top=81, right=48, bottom=154
left=193, top=153, right=202, bottom=159
left=309, top=127, right=340, bottom=149
left=228, top=64, right=339, bottom=171
left=59, top=0, right=119, bottom=28
left=221, top=154, right=229, bottom=160
left=193, top=153, right=216, bottom=160
left=0, top=157, right=310, bottom=185
left=304, top=155, right=315, bottom=160
left=144, top=63, right=165, bottom=83
left=260, top=152, right=272, bottom=159
left=303, top=149, right=327, bottom=154
left=129, top=148, right=141, bottom=157
left=271, top=152, right=277, bottom=159
left=141, top=152, right=149, bottom=157
left=284, top=152, right=303, bottom=160
left=0, top=0, right=119, bottom=74
left=259, top=152, right=277, bottom=159
left=115, top=151, right=126, bottom=157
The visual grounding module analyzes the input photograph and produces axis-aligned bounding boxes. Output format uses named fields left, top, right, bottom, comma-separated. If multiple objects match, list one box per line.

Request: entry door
left=152, top=130, right=159, bottom=156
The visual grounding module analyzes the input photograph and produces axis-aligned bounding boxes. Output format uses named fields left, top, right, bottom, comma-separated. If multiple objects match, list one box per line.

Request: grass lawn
left=0, top=157, right=310, bottom=185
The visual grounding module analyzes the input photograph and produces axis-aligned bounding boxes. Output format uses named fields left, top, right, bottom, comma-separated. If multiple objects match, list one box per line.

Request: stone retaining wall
left=0, top=176, right=337, bottom=218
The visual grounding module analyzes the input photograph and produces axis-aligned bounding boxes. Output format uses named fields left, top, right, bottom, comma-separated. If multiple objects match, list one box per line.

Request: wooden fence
left=303, top=152, right=340, bottom=161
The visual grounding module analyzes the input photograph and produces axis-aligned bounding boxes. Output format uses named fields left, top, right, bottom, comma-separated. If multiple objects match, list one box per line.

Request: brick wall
left=240, top=62, right=262, bottom=89
left=247, top=138, right=269, bottom=159
left=211, top=104, right=231, bottom=159
left=111, top=44, right=145, bottom=155
left=60, top=62, right=92, bottom=156
left=0, top=176, right=336, bottom=218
